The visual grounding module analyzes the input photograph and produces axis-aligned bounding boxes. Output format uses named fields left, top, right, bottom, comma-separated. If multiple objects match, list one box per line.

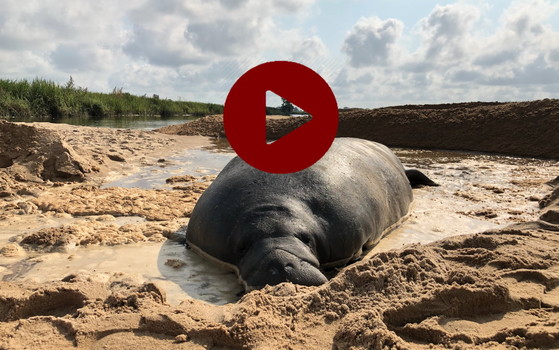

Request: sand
left=0, top=120, right=217, bottom=248
left=158, top=99, right=559, bottom=159
left=1, top=101, right=559, bottom=349
left=0, top=187, right=558, bottom=349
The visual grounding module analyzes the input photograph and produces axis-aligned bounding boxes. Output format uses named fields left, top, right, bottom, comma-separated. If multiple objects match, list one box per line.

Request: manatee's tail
left=405, top=169, right=439, bottom=188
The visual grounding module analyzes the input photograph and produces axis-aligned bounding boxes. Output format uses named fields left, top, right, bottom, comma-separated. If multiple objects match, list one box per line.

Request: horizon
left=1, top=0, right=558, bottom=108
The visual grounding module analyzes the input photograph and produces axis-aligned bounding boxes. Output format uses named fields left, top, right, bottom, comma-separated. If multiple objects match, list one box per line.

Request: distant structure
left=280, top=98, right=295, bottom=116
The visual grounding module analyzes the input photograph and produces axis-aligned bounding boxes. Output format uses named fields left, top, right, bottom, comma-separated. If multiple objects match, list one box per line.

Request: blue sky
left=1, top=0, right=558, bottom=108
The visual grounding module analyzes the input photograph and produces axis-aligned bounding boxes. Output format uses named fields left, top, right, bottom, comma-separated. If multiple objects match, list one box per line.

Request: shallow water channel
left=3, top=142, right=559, bottom=305
left=5, top=115, right=199, bottom=130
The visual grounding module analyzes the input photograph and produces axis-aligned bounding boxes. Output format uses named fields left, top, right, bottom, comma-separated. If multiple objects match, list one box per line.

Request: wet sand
left=1, top=110, right=559, bottom=349
left=1, top=120, right=244, bottom=305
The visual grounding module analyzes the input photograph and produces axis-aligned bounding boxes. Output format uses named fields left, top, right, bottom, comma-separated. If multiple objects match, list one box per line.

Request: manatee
left=186, top=138, right=437, bottom=290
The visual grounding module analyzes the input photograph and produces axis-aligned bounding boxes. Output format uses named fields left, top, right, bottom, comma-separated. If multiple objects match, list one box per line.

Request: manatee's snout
left=253, top=249, right=327, bottom=287
left=239, top=240, right=327, bottom=290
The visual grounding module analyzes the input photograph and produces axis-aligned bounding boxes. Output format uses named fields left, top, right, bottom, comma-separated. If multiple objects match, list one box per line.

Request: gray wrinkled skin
left=186, top=138, right=413, bottom=290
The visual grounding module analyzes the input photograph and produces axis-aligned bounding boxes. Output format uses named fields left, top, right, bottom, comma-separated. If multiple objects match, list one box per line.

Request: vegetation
left=265, top=106, right=284, bottom=115
left=0, top=77, right=223, bottom=120
left=266, top=98, right=306, bottom=116
left=280, top=98, right=295, bottom=116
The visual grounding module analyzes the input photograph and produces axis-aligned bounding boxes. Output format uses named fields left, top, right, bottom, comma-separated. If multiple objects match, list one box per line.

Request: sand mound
left=158, top=99, right=559, bottom=159
left=0, top=171, right=41, bottom=199
left=159, top=114, right=226, bottom=138
left=158, top=114, right=308, bottom=141
left=1, top=179, right=558, bottom=349
left=338, top=99, right=559, bottom=159
left=0, top=120, right=209, bottom=192
left=0, top=120, right=97, bottom=182
left=540, top=185, right=559, bottom=225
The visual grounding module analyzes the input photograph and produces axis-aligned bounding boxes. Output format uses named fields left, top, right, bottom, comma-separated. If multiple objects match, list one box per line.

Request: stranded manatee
left=186, top=138, right=437, bottom=290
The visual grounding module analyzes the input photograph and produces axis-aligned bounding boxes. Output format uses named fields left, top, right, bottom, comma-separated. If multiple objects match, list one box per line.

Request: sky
left=1, top=0, right=558, bottom=108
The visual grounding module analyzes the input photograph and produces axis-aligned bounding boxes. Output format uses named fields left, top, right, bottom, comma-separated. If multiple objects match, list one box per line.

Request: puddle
left=103, top=148, right=235, bottom=189
left=5, top=239, right=242, bottom=305
left=2, top=142, right=559, bottom=305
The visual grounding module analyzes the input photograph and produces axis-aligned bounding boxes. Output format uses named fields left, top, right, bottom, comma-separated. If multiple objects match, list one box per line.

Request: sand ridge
left=158, top=99, right=559, bottom=159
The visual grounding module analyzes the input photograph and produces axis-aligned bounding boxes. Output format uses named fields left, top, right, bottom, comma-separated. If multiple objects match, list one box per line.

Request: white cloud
left=334, top=0, right=559, bottom=107
left=453, top=0, right=559, bottom=88
left=50, top=44, right=114, bottom=72
left=484, top=55, right=559, bottom=85
left=0, top=0, right=127, bottom=51
left=473, top=49, right=520, bottom=67
left=109, top=63, right=180, bottom=97
left=186, top=18, right=262, bottom=56
left=123, top=18, right=206, bottom=67
left=418, top=4, right=480, bottom=62
left=549, top=49, right=559, bottom=63
left=342, top=17, right=404, bottom=67
left=122, top=0, right=319, bottom=67
left=502, top=0, right=557, bottom=36
left=0, top=50, right=52, bottom=78
left=290, top=36, right=328, bottom=65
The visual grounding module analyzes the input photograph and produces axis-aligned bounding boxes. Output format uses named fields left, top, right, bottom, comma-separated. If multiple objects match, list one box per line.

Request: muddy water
left=368, top=149, right=556, bottom=255
left=3, top=144, right=558, bottom=305
left=102, top=149, right=235, bottom=189
left=12, top=239, right=242, bottom=305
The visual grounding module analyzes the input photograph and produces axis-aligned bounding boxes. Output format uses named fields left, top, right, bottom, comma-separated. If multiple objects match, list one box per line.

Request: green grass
left=0, top=78, right=223, bottom=120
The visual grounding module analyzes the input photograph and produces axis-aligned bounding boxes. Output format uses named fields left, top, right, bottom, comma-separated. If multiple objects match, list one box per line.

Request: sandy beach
left=1, top=102, right=559, bottom=349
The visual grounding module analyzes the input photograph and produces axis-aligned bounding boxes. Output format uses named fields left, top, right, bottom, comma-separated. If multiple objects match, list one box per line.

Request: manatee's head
left=238, top=237, right=328, bottom=290
left=231, top=202, right=328, bottom=290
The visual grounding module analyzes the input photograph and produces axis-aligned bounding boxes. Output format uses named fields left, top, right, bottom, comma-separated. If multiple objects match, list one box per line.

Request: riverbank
left=159, top=99, right=559, bottom=159
left=0, top=78, right=223, bottom=119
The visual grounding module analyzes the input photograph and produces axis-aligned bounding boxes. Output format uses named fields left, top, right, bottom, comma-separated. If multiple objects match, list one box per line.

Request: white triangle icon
left=265, top=91, right=307, bottom=117
left=265, top=91, right=310, bottom=144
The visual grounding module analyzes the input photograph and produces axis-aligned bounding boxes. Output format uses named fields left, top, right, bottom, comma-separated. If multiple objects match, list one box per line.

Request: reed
left=0, top=78, right=223, bottom=120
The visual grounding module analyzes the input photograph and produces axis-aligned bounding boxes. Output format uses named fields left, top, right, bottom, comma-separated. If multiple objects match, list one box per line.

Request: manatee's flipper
left=405, top=169, right=439, bottom=188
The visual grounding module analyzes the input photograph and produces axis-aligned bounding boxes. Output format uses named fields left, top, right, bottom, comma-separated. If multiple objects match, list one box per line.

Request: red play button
left=224, top=61, right=338, bottom=174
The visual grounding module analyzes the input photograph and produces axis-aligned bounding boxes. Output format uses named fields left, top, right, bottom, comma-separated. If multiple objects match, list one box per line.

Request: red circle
left=224, top=61, right=338, bottom=174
